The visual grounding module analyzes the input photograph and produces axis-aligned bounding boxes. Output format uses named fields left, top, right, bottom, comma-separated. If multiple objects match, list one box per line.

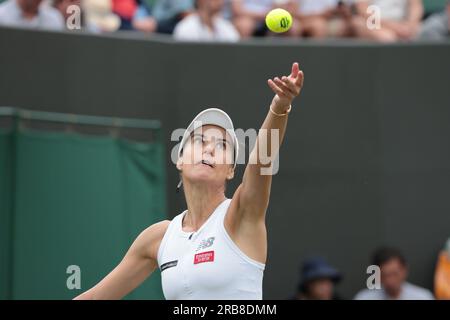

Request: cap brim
left=177, top=108, right=239, bottom=167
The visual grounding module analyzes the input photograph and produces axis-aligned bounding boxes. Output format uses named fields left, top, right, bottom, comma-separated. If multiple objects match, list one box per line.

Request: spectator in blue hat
left=294, top=256, right=342, bottom=300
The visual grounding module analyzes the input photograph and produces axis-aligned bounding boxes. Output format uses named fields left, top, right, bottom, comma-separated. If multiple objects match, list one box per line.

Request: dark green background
left=0, top=127, right=166, bottom=300
left=0, top=27, right=449, bottom=299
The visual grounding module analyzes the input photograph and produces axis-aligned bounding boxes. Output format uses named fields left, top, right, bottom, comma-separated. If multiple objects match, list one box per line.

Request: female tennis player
left=75, top=62, right=304, bottom=300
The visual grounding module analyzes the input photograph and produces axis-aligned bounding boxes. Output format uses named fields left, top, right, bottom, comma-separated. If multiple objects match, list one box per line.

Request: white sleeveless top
left=157, top=198, right=265, bottom=300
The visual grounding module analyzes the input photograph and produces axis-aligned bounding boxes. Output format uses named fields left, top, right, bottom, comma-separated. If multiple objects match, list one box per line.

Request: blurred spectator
left=354, top=247, right=434, bottom=300
left=221, top=0, right=233, bottom=20
left=174, top=0, right=239, bottom=42
left=151, top=0, right=194, bottom=34
left=352, top=0, right=423, bottom=42
left=53, top=0, right=77, bottom=21
left=294, top=256, right=342, bottom=300
left=53, top=0, right=96, bottom=31
left=112, top=0, right=137, bottom=29
left=83, top=0, right=120, bottom=32
left=294, top=0, right=353, bottom=38
left=419, top=0, right=450, bottom=40
left=434, top=238, right=450, bottom=299
left=231, top=0, right=273, bottom=38
left=0, top=0, right=64, bottom=30
left=131, top=0, right=157, bottom=32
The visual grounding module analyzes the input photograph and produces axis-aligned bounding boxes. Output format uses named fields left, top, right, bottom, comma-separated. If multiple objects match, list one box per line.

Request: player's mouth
left=199, top=159, right=215, bottom=168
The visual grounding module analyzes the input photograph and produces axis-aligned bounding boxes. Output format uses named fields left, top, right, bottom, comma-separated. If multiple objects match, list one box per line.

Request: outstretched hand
left=267, top=62, right=304, bottom=112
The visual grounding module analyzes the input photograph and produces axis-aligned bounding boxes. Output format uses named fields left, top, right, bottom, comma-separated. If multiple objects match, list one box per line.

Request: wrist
left=271, top=101, right=291, bottom=114
left=270, top=103, right=292, bottom=117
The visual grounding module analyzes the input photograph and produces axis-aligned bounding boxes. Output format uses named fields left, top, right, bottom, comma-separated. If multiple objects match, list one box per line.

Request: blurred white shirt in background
left=298, top=0, right=339, bottom=16
left=355, top=0, right=409, bottom=21
left=0, top=0, right=64, bottom=30
left=174, top=13, right=240, bottom=42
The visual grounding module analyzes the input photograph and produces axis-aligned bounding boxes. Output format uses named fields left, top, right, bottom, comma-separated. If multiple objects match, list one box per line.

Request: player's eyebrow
left=217, top=138, right=232, bottom=147
left=192, top=133, right=232, bottom=146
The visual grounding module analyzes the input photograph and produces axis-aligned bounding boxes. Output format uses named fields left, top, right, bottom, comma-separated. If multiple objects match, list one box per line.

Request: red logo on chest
left=194, top=251, right=215, bottom=264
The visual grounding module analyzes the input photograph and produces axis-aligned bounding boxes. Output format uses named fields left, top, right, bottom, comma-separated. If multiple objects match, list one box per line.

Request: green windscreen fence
left=0, top=129, right=13, bottom=300
left=0, top=110, right=166, bottom=300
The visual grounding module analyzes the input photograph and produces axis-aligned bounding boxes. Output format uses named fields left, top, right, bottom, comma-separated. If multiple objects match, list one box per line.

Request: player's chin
left=189, top=166, right=216, bottom=179
left=190, top=174, right=223, bottom=188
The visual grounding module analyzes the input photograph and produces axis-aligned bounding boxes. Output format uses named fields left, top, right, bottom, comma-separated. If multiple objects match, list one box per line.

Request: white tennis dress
left=157, top=198, right=265, bottom=300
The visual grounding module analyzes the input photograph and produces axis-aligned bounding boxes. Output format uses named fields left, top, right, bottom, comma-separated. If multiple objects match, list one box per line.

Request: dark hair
left=371, top=247, right=407, bottom=267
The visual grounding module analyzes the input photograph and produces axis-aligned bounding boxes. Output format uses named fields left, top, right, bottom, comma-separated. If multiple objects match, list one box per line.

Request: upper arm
left=233, top=123, right=283, bottom=223
left=74, top=220, right=169, bottom=300
left=240, top=163, right=272, bottom=215
left=227, top=164, right=272, bottom=232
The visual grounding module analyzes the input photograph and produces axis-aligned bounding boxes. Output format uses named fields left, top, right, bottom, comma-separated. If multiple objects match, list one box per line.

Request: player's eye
left=216, top=141, right=227, bottom=150
left=193, top=135, right=203, bottom=144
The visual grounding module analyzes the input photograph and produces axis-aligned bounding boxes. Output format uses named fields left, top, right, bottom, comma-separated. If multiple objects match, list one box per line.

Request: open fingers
left=295, top=70, right=304, bottom=87
left=267, top=79, right=288, bottom=98
left=273, top=77, right=295, bottom=98
left=291, top=62, right=299, bottom=78
left=281, top=76, right=300, bottom=96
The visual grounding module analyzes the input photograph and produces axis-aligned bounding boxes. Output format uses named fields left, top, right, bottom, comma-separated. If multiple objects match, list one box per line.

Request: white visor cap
left=177, top=108, right=239, bottom=168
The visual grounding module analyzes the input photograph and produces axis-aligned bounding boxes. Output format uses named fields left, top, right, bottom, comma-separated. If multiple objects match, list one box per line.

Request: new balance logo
left=196, top=237, right=215, bottom=252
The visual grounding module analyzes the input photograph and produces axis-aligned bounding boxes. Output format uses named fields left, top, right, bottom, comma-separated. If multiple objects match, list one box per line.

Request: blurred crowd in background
left=292, top=240, right=450, bottom=300
left=0, top=0, right=449, bottom=42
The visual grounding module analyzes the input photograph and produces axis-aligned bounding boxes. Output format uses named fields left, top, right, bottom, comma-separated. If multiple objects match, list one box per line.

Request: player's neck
left=183, top=181, right=226, bottom=231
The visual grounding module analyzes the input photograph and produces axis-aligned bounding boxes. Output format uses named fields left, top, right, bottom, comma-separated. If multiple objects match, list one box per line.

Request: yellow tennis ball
left=265, top=8, right=293, bottom=33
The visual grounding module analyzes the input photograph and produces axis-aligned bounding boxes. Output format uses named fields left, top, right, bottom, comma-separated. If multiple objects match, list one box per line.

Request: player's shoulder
left=143, top=220, right=171, bottom=241
left=138, top=220, right=171, bottom=260
left=140, top=211, right=186, bottom=244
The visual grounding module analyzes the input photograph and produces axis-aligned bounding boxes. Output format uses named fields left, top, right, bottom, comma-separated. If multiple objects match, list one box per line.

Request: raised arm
left=74, top=220, right=169, bottom=300
left=235, top=62, right=304, bottom=222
